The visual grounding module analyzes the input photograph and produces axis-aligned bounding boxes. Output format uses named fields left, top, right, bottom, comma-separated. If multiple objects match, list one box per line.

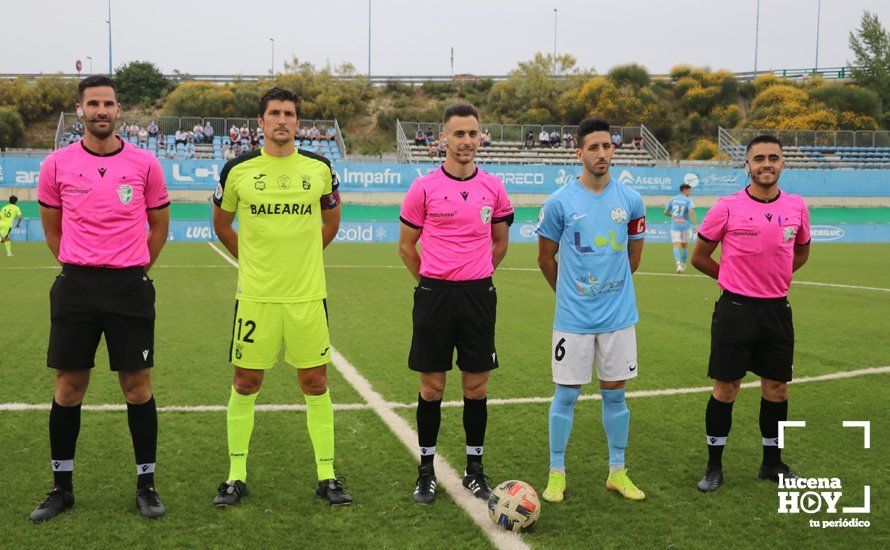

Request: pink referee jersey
left=400, top=166, right=514, bottom=281
left=698, top=187, right=810, bottom=298
left=37, top=139, right=170, bottom=268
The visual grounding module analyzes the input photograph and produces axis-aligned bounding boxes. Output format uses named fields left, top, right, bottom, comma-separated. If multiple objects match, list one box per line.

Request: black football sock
left=49, top=400, right=81, bottom=491
left=463, top=396, right=488, bottom=469
left=706, top=395, right=734, bottom=470
left=760, top=397, right=788, bottom=467
left=127, top=396, right=158, bottom=489
left=417, top=393, right=441, bottom=468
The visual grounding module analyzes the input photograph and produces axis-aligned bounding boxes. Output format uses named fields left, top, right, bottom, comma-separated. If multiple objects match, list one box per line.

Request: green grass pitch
left=1, top=241, right=887, bottom=548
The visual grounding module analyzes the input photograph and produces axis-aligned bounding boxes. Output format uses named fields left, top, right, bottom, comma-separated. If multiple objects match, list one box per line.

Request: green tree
left=115, top=61, right=172, bottom=106
left=849, top=11, right=890, bottom=123
left=608, top=64, right=650, bottom=90
left=0, top=106, right=25, bottom=149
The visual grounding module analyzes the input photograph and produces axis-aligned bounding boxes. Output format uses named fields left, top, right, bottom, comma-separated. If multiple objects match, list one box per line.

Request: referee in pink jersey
left=31, top=76, right=170, bottom=521
left=691, top=135, right=811, bottom=492
left=398, top=104, right=514, bottom=504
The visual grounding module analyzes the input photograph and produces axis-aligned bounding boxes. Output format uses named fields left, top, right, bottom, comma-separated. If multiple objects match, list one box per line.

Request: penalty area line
left=207, top=240, right=528, bottom=550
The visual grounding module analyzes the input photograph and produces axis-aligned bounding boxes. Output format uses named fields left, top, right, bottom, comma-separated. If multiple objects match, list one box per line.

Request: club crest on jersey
left=214, top=183, right=224, bottom=200
left=302, top=175, right=311, bottom=190
left=117, top=184, right=133, bottom=205
left=234, top=342, right=243, bottom=360
left=480, top=205, right=493, bottom=223
left=783, top=226, right=797, bottom=242
left=610, top=206, right=628, bottom=223
left=278, top=175, right=291, bottom=190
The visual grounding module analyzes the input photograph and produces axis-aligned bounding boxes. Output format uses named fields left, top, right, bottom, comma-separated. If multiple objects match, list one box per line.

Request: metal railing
left=6, top=66, right=858, bottom=85
left=640, top=125, right=669, bottom=162
left=724, top=127, right=890, bottom=149
left=395, top=119, right=413, bottom=163
left=400, top=122, right=645, bottom=146
left=718, top=127, right=746, bottom=165
left=55, top=113, right=345, bottom=157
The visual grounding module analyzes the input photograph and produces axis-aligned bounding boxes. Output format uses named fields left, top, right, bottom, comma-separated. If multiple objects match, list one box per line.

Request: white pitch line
left=325, top=264, right=890, bottom=293
left=207, top=239, right=528, bottom=550
left=5, top=256, right=890, bottom=293
left=5, top=365, right=888, bottom=413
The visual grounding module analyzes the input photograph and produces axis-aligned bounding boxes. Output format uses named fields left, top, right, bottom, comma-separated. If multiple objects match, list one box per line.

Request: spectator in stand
left=223, top=144, right=234, bottom=160
left=233, top=143, right=243, bottom=157
left=194, top=126, right=205, bottom=144
left=436, top=138, right=446, bottom=158
left=562, top=132, right=574, bottom=149
left=119, top=122, right=129, bottom=138
left=138, top=126, right=149, bottom=146
left=157, top=133, right=167, bottom=149
left=239, top=123, right=250, bottom=139
left=250, top=129, right=260, bottom=148
left=72, top=120, right=84, bottom=137
left=204, top=121, right=214, bottom=142
left=632, top=135, right=644, bottom=150
left=309, top=127, right=320, bottom=141
left=549, top=130, right=561, bottom=148
left=525, top=131, right=535, bottom=149
left=185, top=141, right=196, bottom=159
left=256, top=127, right=264, bottom=143
left=539, top=128, right=550, bottom=148
left=414, top=129, right=425, bottom=146
left=326, top=127, right=336, bottom=141
left=147, top=120, right=159, bottom=137
left=175, top=128, right=186, bottom=145
left=427, top=140, right=437, bottom=158
left=611, top=130, right=622, bottom=148
left=229, top=124, right=240, bottom=142
left=424, top=127, right=435, bottom=144
left=186, top=130, right=196, bottom=144
left=128, top=123, right=140, bottom=137
left=481, top=129, right=492, bottom=147
left=297, top=127, right=308, bottom=141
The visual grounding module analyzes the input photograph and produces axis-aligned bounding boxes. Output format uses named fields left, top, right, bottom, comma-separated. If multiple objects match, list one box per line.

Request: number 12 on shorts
left=236, top=318, right=256, bottom=343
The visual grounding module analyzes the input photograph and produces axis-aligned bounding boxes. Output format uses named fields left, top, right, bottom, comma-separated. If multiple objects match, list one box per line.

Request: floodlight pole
left=269, top=38, right=275, bottom=75
left=368, top=0, right=372, bottom=77
left=753, top=0, right=760, bottom=74
left=553, top=8, right=558, bottom=75
left=107, top=0, right=113, bottom=74
left=814, top=0, right=821, bottom=71
left=87, top=56, right=93, bottom=75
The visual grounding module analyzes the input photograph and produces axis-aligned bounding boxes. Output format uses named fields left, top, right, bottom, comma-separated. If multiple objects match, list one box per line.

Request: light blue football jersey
left=666, top=194, right=694, bottom=231
left=537, top=176, right=646, bottom=334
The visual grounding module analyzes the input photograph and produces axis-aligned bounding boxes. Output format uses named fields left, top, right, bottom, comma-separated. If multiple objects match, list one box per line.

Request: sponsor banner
left=4, top=156, right=890, bottom=196
left=9, top=219, right=890, bottom=243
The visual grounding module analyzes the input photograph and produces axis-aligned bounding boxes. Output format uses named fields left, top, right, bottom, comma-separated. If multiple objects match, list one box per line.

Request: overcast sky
left=2, top=1, right=888, bottom=77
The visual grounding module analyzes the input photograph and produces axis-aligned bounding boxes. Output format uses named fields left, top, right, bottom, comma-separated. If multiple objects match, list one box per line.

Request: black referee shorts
left=708, top=291, right=794, bottom=383
left=409, top=276, right=499, bottom=373
left=48, top=264, right=156, bottom=372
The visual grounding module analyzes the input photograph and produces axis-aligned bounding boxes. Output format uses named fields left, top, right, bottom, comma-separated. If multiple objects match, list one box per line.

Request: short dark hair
left=575, top=117, right=611, bottom=147
left=679, top=183, right=692, bottom=192
left=8, top=195, right=18, bottom=204
left=258, top=87, right=299, bottom=117
left=746, top=134, right=783, bottom=154
left=443, top=103, right=479, bottom=124
left=78, top=75, right=116, bottom=102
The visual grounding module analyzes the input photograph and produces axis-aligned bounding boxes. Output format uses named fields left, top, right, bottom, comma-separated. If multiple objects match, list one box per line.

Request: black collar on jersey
left=744, top=185, right=781, bottom=204
left=81, top=137, right=125, bottom=157
left=441, top=166, right=478, bottom=182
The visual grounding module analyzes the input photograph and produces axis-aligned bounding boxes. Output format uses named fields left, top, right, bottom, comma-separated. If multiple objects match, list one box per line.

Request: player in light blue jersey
left=664, top=183, right=697, bottom=273
left=536, top=117, right=647, bottom=502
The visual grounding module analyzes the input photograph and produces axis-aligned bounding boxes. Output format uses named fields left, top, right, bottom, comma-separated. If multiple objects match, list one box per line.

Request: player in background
left=664, top=183, right=697, bottom=273
left=398, top=103, right=514, bottom=504
left=31, top=75, right=170, bottom=521
left=211, top=87, right=352, bottom=507
left=537, top=117, right=647, bottom=503
left=0, top=195, right=23, bottom=256
left=691, top=135, right=811, bottom=492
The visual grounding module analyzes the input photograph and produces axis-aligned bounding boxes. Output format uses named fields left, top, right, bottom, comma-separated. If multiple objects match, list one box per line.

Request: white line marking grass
left=206, top=241, right=528, bottom=549
left=4, top=366, right=888, bottom=413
